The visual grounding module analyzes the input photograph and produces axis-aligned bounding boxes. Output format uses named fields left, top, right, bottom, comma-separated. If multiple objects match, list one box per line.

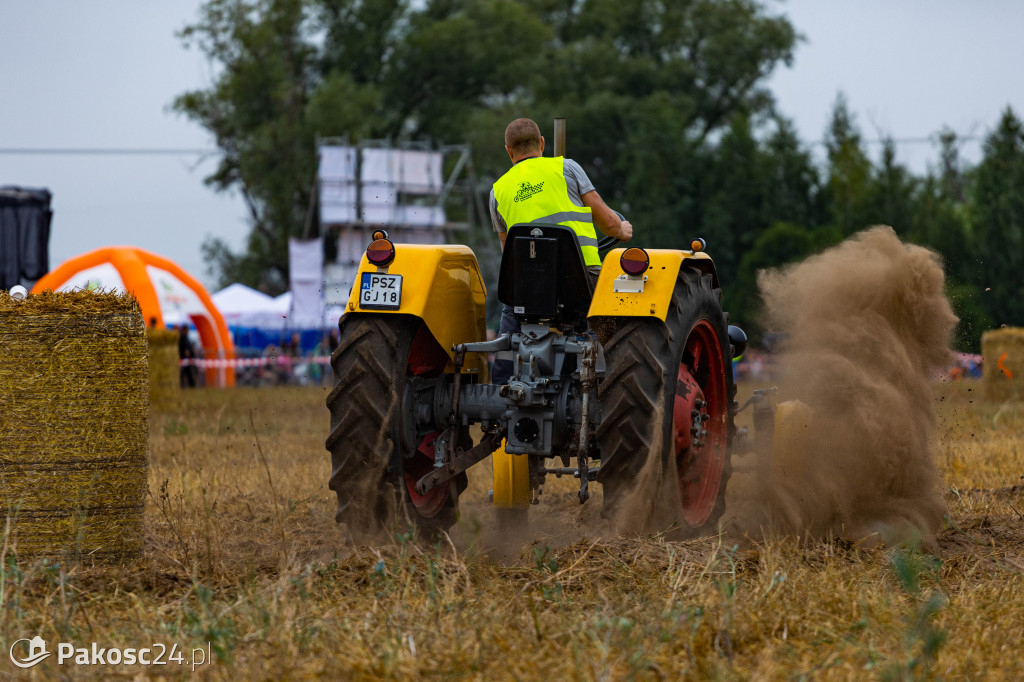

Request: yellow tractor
left=325, top=212, right=760, bottom=540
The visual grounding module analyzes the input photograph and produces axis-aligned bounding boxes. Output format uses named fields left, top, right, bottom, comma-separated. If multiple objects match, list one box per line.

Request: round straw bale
left=982, top=327, right=1024, bottom=401
left=147, top=328, right=180, bottom=411
left=0, top=290, right=148, bottom=560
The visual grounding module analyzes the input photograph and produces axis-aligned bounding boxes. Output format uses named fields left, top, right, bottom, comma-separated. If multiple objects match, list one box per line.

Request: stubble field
left=2, top=379, right=1023, bottom=680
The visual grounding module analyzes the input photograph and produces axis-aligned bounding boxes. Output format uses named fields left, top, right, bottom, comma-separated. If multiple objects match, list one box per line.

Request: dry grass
left=1, top=379, right=1023, bottom=680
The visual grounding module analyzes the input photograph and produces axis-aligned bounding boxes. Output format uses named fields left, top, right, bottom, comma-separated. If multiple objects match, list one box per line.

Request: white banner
left=318, top=146, right=358, bottom=224
left=395, top=150, right=443, bottom=193
left=360, top=184, right=397, bottom=224
left=317, top=145, right=447, bottom=226
left=288, top=238, right=324, bottom=328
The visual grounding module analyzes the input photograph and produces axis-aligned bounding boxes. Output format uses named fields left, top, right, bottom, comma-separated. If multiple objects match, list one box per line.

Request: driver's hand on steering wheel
left=617, top=220, right=633, bottom=241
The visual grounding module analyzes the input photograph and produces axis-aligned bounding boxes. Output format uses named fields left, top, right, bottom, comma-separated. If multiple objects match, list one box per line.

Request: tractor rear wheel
left=326, top=315, right=467, bottom=542
left=596, top=266, right=735, bottom=536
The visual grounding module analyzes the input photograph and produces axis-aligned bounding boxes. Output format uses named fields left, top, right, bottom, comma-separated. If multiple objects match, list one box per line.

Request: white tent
left=212, top=283, right=288, bottom=328
left=272, top=291, right=292, bottom=315
left=211, top=285, right=336, bottom=330
left=212, top=283, right=273, bottom=312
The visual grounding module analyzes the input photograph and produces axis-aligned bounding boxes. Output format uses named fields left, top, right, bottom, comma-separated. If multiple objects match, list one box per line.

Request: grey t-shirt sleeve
left=489, top=187, right=507, bottom=233
left=563, top=158, right=595, bottom=207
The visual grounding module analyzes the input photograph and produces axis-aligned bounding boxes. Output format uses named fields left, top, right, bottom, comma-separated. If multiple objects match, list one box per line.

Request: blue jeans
left=491, top=304, right=520, bottom=386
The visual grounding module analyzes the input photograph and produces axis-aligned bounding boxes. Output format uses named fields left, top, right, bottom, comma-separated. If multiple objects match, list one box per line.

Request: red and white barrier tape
left=183, top=351, right=984, bottom=371
left=955, top=352, right=983, bottom=364
left=180, top=356, right=332, bottom=368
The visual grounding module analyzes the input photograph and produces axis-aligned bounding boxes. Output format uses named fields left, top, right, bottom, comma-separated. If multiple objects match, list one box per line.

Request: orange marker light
left=690, top=238, right=706, bottom=252
left=367, top=238, right=396, bottom=266
left=620, top=247, right=650, bottom=276
left=371, top=229, right=389, bottom=241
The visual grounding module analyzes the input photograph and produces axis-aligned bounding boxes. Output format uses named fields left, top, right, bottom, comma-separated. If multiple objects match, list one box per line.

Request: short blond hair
left=504, top=118, right=542, bottom=156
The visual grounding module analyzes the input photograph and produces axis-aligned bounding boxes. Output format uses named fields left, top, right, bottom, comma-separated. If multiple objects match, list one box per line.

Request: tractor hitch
left=539, top=466, right=600, bottom=481
left=416, top=429, right=505, bottom=495
left=731, top=387, right=777, bottom=474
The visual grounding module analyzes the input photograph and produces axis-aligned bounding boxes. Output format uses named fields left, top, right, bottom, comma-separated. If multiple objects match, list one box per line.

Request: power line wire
left=0, top=147, right=215, bottom=155
left=0, top=135, right=989, bottom=156
left=809, top=135, right=984, bottom=147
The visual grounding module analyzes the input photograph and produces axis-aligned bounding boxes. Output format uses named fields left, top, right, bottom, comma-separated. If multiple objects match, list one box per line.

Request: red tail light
left=620, top=247, right=650, bottom=276
left=367, top=238, right=396, bottom=266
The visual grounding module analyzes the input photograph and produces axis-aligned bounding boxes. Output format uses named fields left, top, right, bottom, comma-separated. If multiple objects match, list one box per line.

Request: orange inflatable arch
left=33, top=246, right=235, bottom=387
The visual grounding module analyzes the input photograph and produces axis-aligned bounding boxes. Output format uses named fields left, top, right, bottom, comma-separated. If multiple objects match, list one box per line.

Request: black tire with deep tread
left=326, top=314, right=462, bottom=542
left=595, top=266, right=735, bottom=536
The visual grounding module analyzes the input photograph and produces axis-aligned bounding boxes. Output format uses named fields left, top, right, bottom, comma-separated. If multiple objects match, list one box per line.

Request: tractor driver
left=489, top=117, right=633, bottom=385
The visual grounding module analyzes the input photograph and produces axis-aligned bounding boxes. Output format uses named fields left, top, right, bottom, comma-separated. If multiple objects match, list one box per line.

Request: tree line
left=175, top=0, right=1023, bottom=350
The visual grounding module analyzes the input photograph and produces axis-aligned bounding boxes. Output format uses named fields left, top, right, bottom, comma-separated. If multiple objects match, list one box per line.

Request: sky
left=2, top=1, right=1024, bottom=289
left=0, top=2, right=247, bottom=285
left=767, top=0, right=1024, bottom=171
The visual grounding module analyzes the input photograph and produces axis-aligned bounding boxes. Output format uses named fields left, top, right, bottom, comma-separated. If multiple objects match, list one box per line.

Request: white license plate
left=360, top=273, right=402, bottom=310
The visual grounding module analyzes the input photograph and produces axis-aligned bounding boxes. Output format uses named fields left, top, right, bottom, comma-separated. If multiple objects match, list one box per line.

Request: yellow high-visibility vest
left=492, top=156, right=600, bottom=267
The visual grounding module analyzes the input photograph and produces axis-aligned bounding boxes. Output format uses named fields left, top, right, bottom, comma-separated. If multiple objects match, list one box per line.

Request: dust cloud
left=724, top=226, right=957, bottom=545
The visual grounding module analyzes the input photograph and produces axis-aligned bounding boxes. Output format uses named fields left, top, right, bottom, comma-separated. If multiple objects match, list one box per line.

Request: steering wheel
left=597, top=210, right=628, bottom=252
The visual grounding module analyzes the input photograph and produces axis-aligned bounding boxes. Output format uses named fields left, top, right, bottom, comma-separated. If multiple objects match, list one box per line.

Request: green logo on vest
left=514, top=180, right=545, bottom=203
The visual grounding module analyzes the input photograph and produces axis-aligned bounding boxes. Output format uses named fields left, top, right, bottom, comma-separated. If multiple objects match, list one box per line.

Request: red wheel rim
left=405, top=433, right=448, bottom=518
left=671, top=319, right=728, bottom=527
left=404, top=323, right=451, bottom=518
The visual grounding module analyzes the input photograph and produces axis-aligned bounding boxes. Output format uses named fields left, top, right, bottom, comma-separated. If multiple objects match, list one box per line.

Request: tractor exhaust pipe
left=553, top=118, right=566, bottom=157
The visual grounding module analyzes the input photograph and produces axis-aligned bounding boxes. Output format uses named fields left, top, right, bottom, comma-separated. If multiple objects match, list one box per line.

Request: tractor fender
left=588, top=248, right=721, bottom=322
left=343, top=244, right=489, bottom=378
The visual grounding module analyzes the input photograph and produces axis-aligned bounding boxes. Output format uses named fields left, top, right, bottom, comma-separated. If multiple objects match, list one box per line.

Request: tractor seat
left=497, top=223, right=594, bottom=329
